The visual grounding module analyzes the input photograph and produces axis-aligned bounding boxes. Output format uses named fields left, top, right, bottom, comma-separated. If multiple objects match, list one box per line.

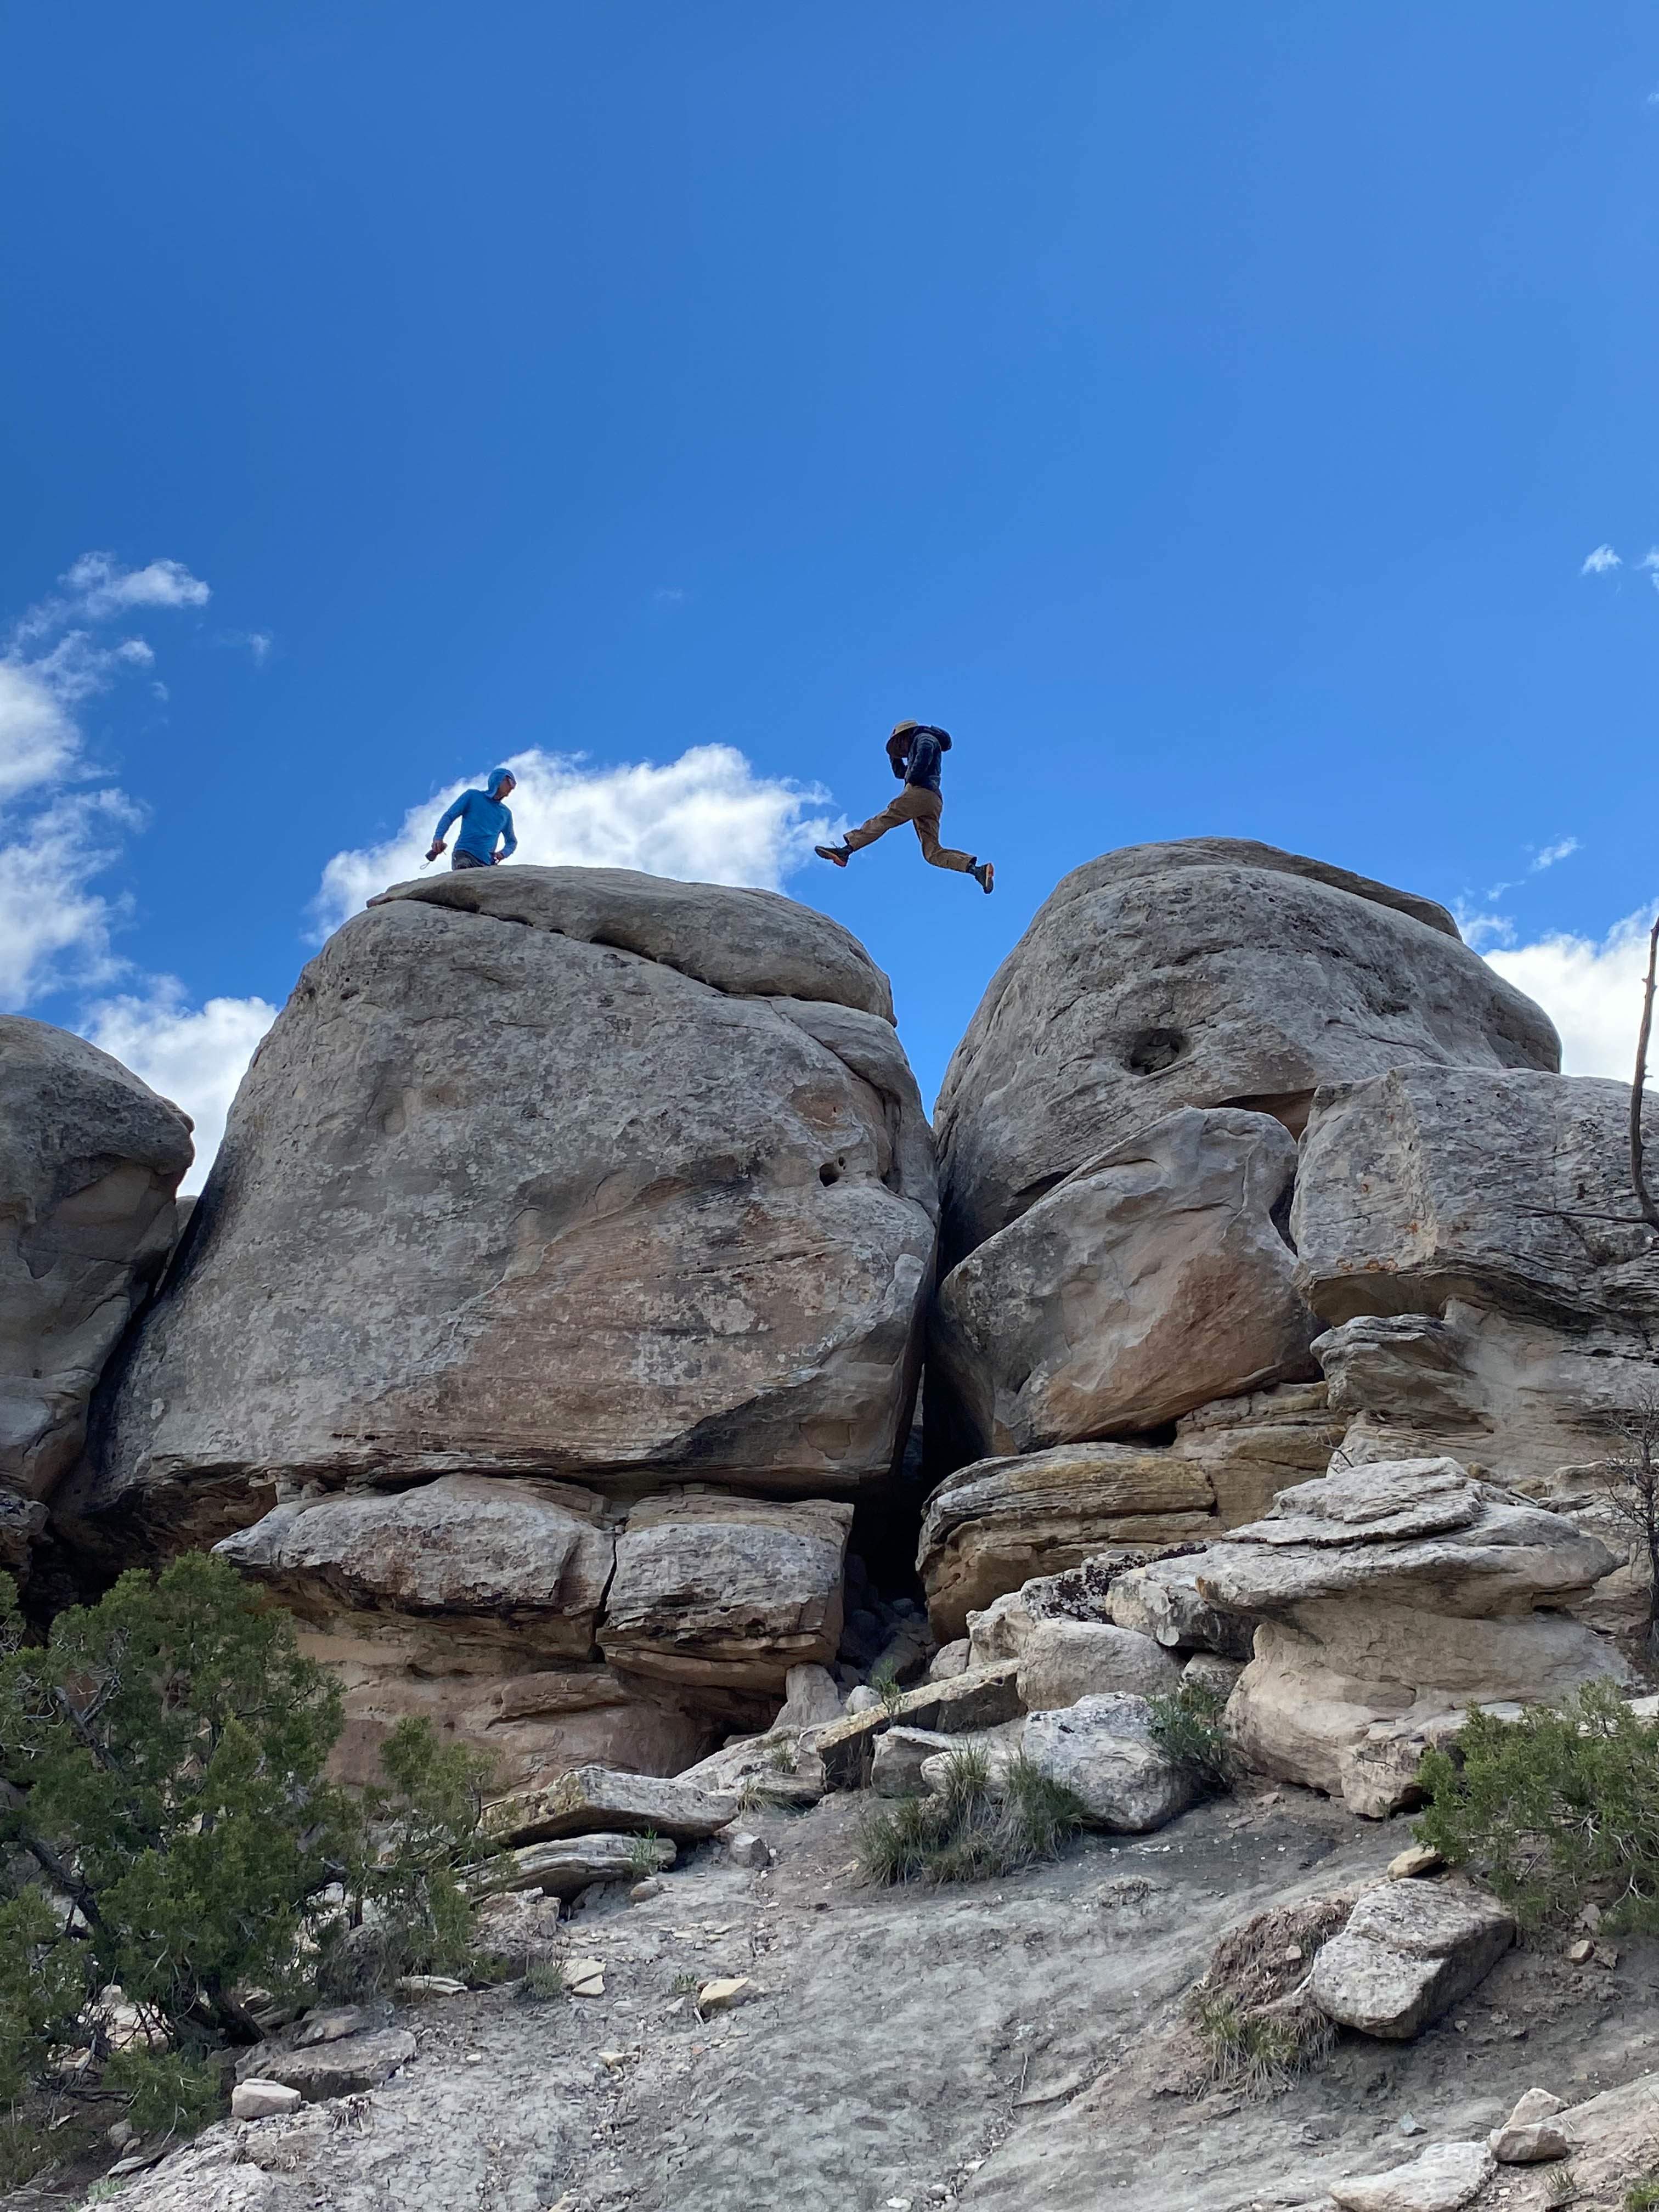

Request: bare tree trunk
left=1634, top=917, right=1659, bottom=1234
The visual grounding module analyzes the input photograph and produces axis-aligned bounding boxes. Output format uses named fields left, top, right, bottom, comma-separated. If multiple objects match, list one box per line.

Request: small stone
left=1505, top=2089, right=1565, bottom=2128
left=1398, top=2114, right=1424, bottom=2136
left=1387, top=1845, right=1444, bottom=1881
left=566, top=1957, right=606, bottom=1997
left=1592, top=1941, right=1620, bottom=1969
left=697, top=1976, right=757, bottom=2013
left=1576, top=1902, right=1602, bottom=1932
left=630, top=1877, right=664, bottom=1903
left=1284, top=1945, right=1304, bottom=1965
left=724, top=1829, right=771, bottom=1871
left=292, top=2004, right=372, bottom=2048
left=232, top=2080, right=304, bottom=2120
left=845, top=1685, right=882, bottom=1716
left=1566, top=1938, right=1594, bottom=1965
left=1488, top=2120, right=1570, bottom=2164
left=106, top=2120, right=137, bottom=2150
left=394, top=1974, right=466, bottom=2000
left=599, top=2050, right=627, bottom=2071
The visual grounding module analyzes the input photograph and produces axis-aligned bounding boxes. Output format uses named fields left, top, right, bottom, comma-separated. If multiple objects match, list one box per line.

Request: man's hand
left=426, top=842, right=445, bottom=861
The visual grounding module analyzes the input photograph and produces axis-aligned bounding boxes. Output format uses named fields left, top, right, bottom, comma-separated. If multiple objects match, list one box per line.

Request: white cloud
left=1455, top=907, right=1514, bottom=952
left=312, top=743, right=837, bottom=936
left=1582, top=545, right=1622, bottom=574
left=64, top=552, right=211, bottom=618
left=0, top=659, right=79, bottom=800
left=1531, top=836, right=1579, bottom=871
left=0, top=790, right=142, bottom=1009
left=83, top=984, right=279, bottom=1195
left=1486, top=906, right=1659, bottom=1079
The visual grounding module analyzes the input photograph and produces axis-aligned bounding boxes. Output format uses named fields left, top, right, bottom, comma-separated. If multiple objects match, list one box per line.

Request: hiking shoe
left=815, top=843, right=851, bottom=868
left=973, top=860, right=995, bottom=895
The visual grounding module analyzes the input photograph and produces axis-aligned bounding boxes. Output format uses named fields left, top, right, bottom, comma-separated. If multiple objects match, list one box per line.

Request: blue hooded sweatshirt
left=434, top=770, right=518, bottom=863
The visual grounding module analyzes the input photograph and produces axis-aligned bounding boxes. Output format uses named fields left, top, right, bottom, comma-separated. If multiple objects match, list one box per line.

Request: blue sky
left=4, top=4, right=1658, bottom=1182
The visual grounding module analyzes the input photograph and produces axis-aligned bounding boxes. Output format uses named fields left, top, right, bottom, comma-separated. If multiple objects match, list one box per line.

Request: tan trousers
left=844, top=785, right=973, bottom=872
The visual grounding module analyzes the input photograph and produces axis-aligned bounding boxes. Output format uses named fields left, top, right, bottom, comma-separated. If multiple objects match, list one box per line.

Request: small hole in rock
left=820, top=1164, right=841, bottom=1186
left=1124, top=1026, right=1186, bottom=1075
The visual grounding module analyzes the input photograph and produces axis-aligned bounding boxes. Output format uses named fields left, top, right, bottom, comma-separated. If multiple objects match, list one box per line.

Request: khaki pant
left=844, top=785, right=973, bottom=872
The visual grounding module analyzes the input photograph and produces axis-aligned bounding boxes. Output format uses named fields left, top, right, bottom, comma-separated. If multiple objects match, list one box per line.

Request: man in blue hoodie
left=815, top=723, right=993, bottom=893
left=426, top=769, right=518, bottom=870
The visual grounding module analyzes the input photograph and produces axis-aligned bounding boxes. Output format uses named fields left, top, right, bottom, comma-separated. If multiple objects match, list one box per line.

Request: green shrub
left=1147, top=1681, right=1229, bottom=1792
left=0, top=1555, right=496, bottom=2137
left=516, top=1958, right=568, bottom=2006
left=1415, top=1680, right=1659, bottom=1933
left=857, top=1747, right=1087, bottom=1885
left=1625, top=2177, right=1659, bottom=2210
left=627, top=1830, right=662, bottom=1880
left=868, top=1659, right=905, bottom=1712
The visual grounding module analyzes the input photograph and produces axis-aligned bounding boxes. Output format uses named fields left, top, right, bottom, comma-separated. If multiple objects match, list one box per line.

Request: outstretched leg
left=911, top=798, right=975, bottom=873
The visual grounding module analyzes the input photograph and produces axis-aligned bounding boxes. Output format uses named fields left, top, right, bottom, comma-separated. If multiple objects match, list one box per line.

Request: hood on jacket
left=486, top=768, right=514, bottom=799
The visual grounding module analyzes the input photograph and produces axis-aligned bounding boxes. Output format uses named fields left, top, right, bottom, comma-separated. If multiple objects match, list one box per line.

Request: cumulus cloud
left=1582, top=545, right=1622, bottom=574
left=83, top=984, right=279, bottom=1194
left=0, top=550, right=220, bottom=1006
left=1486, top=906, right=1659, bottom=1079
left=312, top=743, right=837, bottom=936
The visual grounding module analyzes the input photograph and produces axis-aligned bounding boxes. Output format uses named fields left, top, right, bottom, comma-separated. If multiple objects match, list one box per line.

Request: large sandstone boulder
left=1, top=1017, right=191, bottom=1510
left=1197, top=1459, right=1624, bottom=1809
left=934, top=839, right=1559, bottom=1262
left=917, top=1381, right=1341, bottom=1639
left=68, top=869, right=936, bottom=1551
left=929, top=1108, right=1319, bottom=1459
left=1022, top=1692, right=1198, bottom=1831
left=597, top=1492, right=852, bottom=1694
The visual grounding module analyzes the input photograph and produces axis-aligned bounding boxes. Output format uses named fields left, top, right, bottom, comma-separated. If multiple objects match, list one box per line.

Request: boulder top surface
left=370, top=864, right=896, bottom=1023
left=1033, top=836, right=1465, bottom=939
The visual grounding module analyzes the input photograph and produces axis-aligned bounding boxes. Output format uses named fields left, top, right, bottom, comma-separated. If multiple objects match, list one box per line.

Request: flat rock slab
left=1310, top=1880, right=1514, bottom=2039
left=469, top=1832, right=676, bottom=1899
left=1328, top=2140, right=1496, bottom=2211
left=493, top=1763, right=736, bottom=1845
left=251, top=2027, right=417, bottom=2101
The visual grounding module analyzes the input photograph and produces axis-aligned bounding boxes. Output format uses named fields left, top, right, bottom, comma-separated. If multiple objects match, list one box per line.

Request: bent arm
left=496, top=809, right=517, bottom=860
left=433, top=794, right=467, bottom=842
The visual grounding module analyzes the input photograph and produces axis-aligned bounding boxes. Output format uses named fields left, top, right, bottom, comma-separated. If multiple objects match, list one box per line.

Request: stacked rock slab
left=65, top=868, right=935, bottom=1782
left=0, top=1018, right=192, bottom=1571
left=918, top=839, right=1561, bottom=1637
left=1193, top=1457, right=1623, bottom=1813
left=1293, top=1066, right=1659, bottom=1646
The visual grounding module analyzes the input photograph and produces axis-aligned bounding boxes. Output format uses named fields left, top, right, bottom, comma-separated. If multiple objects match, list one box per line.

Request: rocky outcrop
left=70, top=867, right=936, bottom=1553
left=1198, top=1458, right=1624, bottom=1810
left=929, top=1108, right=1319, bottom=1459
left=917, top=1381, right=1341, bottom=1638
left=1, top=1017, right=191, bottom=1517
left=933, top=838, right=1559, bottom=1262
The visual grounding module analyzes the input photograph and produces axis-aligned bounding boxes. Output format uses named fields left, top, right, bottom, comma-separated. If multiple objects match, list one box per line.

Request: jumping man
left=426, top=769, right=518, bottom=871
left=816, top=722, right=993, bottom=893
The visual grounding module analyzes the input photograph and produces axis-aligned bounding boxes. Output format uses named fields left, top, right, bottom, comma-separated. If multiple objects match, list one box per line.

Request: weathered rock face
left=1014, top=1618, right=1184, bottom=1708
left=597, top=1492, right=851, bottom=1694
left=70, top=868, right=936, bottom=1552
left=929, top=1108, right=1319, bottom=1460
left=1199, top=1459, right=1624, bottom=1810
left=1, top=1017, right=191, bottom=1512
left=934, top=839, right=1560, bottom=1263
left=1294, top=1068, right=1659, bottom=1335
left=917, top=1381, right=1341, bottom=1638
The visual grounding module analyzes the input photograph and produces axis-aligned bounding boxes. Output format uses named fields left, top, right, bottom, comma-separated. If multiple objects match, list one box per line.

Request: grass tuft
left=857, top=1748, right=1086, bottom=1886
left=515, top=1957, right=568, bottom=2006
left=1184, top=1894, right=1351, bottom=2096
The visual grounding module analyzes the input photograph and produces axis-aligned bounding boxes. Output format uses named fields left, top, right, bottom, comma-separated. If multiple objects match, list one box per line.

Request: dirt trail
left=31, top=1785, right=1659, bottom=2212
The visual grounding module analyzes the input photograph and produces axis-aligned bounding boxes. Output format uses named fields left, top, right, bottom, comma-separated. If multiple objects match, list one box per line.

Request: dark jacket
left=886, top=725, right=952, bottom=794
